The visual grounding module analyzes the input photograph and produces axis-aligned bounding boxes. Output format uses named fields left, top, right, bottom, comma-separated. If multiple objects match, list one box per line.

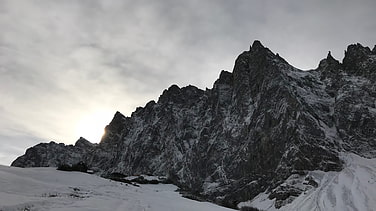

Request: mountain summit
left=12, top=41, right=376, bottom=209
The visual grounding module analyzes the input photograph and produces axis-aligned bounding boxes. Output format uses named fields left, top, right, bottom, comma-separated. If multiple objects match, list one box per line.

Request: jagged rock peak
left=248, top=40, right=285, bottom=63
left=101, top=111, right=127, bottom=142
left=325, top=50, right=340, bottom=64
left=75, top=137, right=94, bottom=148
left=107, top=110, right=127, bottom=125
left=318, top=51, right=341, bottom=70
left=327, top=51, right=334, bottom=60
left=250, top=40, right=265, bottom=51
left=167, top=84, right=181, bottom=92
left=215, top=70, right=233, bottom=85
left=181, top=85, right=201, bottom=92
left=159, top=84, right=181, bottom=100
left=344, top=43, right=373, bottom=59
left=248, top=40, right=276, bottom=57
left=342, top=43, right=376, bottom=78
left=233, top=40, right=288, bottom=82
left=114, top=110, right=125, bottom=117
left=158, top=84, right=204, bottom=105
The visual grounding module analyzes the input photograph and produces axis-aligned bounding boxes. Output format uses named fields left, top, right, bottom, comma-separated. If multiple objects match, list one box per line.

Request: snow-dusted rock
left=12, top=137, right=96, bottom=168
left=239, top=153, right=376, bottom=211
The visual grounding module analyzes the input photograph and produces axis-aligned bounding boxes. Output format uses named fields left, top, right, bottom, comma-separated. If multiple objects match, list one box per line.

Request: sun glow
left=75, top=110, right=114, bottom=143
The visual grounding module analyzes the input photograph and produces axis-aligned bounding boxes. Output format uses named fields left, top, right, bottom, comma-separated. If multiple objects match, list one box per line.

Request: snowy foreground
left=1, top=153, right=376, bottom=211
left=0, top=166, right=234, bottom=211
left=239, top=153, right=376, bottom=211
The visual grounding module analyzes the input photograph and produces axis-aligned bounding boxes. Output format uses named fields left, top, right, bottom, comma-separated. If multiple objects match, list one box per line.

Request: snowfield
left=239, top=153, right=376, bottom=211
left=2, top=153, right=376, bottom=211
left=0, top=166, right=234, bottom=211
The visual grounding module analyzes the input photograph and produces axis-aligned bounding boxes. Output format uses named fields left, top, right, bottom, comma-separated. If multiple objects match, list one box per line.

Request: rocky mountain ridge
left=12, top=41, right=376, bottom=209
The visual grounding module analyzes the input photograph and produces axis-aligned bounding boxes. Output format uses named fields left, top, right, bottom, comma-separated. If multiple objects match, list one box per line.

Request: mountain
left=12, top=41, right=376, bottom=209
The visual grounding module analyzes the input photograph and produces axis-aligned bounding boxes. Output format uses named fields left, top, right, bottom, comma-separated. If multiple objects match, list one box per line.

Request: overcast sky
left=1, top=0, right=376, bottom=165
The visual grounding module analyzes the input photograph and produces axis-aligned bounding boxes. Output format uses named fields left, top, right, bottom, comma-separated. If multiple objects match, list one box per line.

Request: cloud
left=0, top=0, right=375, bottom=165
left=0, top=134, right=40, bottom=166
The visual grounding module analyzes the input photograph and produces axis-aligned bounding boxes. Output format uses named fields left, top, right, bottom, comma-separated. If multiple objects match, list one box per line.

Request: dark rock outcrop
left=12, top=41, right=376, bottom=208
left=12, top=137, right=96, bottom=167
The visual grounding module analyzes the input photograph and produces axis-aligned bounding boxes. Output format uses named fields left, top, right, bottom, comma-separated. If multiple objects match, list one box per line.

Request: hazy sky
left=1, top=0, right=376, bottom=165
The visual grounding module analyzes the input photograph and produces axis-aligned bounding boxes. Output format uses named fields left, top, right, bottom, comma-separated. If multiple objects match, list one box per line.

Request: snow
left=124, top=175, right=166, bottom=181
left=0, top=166, right=235, bottom=211
left=203, top=181, right=220, bottom=194
left=239, top=153, right=376, bottom=211
left=319, top=120, right=339, bottom=143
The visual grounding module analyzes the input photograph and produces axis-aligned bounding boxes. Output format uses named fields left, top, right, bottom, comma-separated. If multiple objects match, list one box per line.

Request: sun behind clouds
left=75, top=110, right=114, bottom=143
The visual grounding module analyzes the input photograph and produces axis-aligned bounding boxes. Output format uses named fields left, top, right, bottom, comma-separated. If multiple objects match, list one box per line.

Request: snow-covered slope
left=239, top=153, right=376, bottom=211
left=0, top=166, right=234, bottom=211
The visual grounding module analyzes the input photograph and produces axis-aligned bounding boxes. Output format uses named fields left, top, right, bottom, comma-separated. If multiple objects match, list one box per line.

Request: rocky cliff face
left=12, top=137, right=96, bottom=167
left=12, top=41, right=376, bottom=208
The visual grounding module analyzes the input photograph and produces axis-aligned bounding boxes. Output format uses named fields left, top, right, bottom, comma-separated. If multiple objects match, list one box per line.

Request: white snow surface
left=0, top=166, right=235, bottom=211
left=239, top=153, right=376, bottom=211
